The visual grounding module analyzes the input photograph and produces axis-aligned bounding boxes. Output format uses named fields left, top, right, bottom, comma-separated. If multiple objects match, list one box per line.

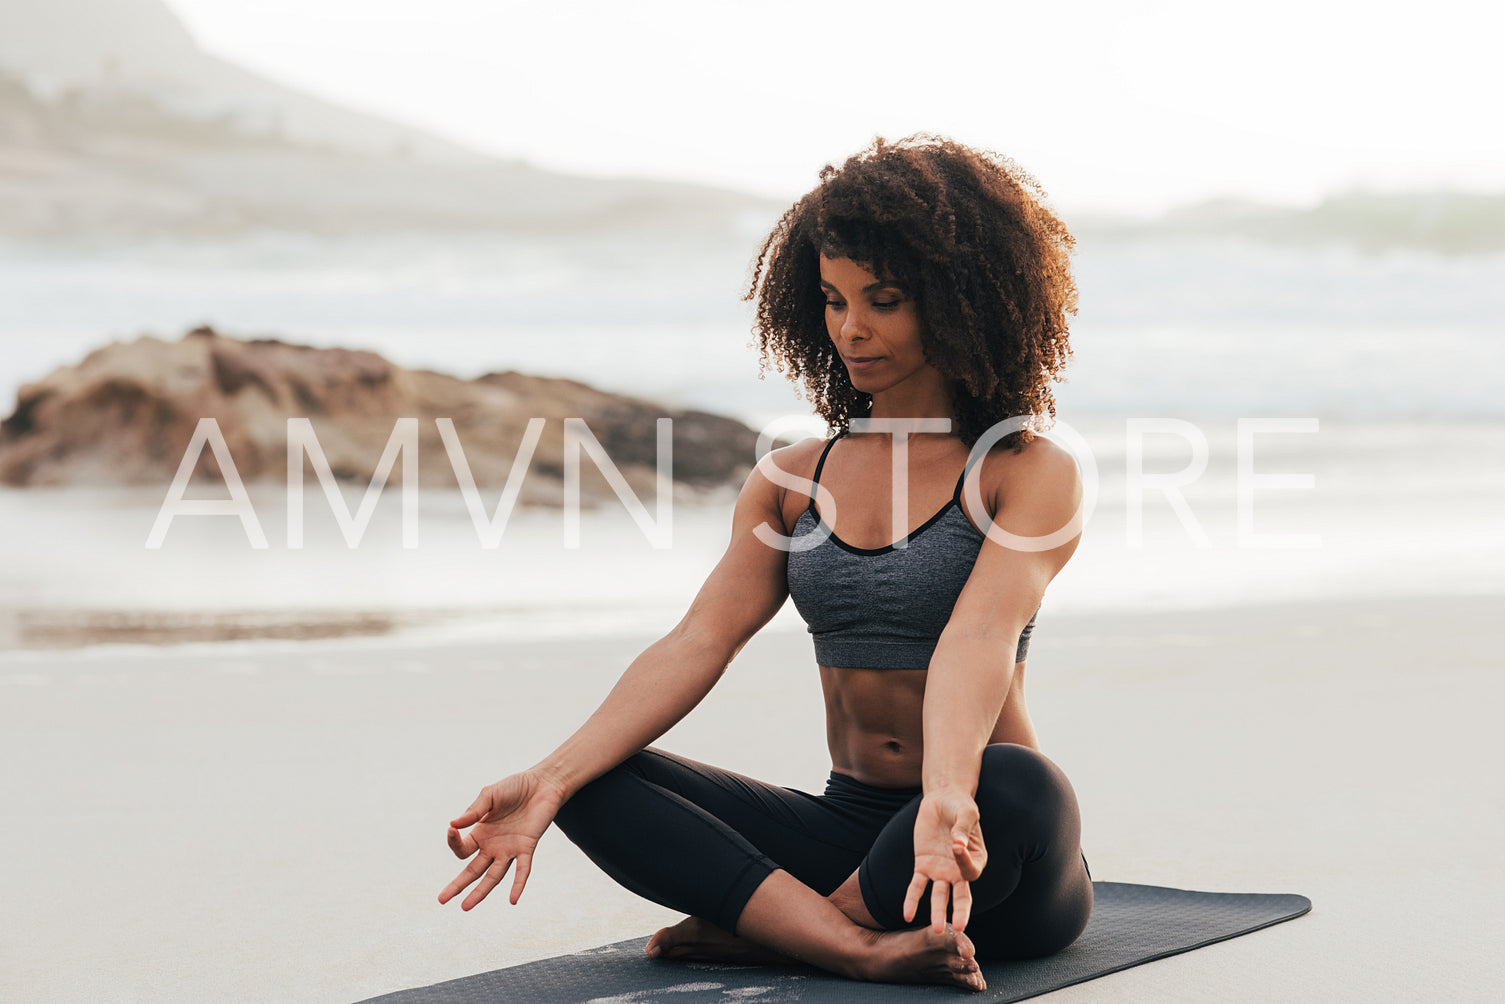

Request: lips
left=845, top=355, right=883, bottom=369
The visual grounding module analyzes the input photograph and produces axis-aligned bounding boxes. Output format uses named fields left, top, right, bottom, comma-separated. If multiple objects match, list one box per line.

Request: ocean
left=1, top=232, right=1501, bottom=653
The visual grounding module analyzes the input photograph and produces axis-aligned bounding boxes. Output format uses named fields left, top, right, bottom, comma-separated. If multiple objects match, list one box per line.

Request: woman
left=438, top=134, right=1089, bottom=992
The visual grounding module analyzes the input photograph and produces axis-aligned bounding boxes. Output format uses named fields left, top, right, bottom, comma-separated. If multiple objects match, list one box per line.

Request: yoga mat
left=361, top=882, right=1311, bottom=1003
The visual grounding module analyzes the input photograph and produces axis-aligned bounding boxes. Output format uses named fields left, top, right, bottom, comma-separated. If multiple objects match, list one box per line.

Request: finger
left=509, top=852, right=533, bottom=905
left=955, top=840, right=984, bottom=881
left=449, top=791, right=492, bottom=829
left=956, top=826, right=987, bottom=880
left=463, top=856, right=513, bottom=911
left=447, top=826, right=478, bottom=859
left=929, top=879, right=949, bottom=934
left=902, top=872, right=929, bottom=924
left=438, top=854, right=491, bottom=905
left=969, top=831, right=990, bottom=878
left=951, top=879, right=973, bottom=933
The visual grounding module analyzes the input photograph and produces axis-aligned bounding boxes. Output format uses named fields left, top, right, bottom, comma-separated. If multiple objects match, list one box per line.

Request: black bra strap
left=816, top=433, right=981, bottom=504
left=951, top=446, right=987, bottom=502
left=809, top=433, right=843, bottom=503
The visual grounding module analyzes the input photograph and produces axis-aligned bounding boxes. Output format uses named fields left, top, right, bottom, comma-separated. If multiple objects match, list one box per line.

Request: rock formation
left=0, top=327, right=760, bottom=505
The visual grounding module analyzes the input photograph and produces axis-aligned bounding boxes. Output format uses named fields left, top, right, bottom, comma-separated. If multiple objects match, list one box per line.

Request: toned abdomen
left=819, top=663, right=1038, bottom=789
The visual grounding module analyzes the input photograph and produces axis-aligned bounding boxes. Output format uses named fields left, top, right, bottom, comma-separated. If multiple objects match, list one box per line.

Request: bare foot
left=858, top=924, right=986, bottom=992
left=646, top=916, right=790, bottom=966
left=648, top=915, right=985, bottom=992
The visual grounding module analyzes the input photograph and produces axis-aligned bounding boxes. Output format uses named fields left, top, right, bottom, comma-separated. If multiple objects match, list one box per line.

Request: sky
left=161, top=0, right=1503, bottom=216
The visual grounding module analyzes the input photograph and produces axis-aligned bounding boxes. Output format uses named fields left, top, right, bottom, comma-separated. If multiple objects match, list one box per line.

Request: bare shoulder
left=763, top=435, right=831, bottom=477
left=746, top=435, right=830, bottom=530
left=973, top=432, right=1082, bottom=518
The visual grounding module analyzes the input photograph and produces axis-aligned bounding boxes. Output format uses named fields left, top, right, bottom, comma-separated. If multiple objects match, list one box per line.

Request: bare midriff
left=819, top=663, right=1040, bottom=789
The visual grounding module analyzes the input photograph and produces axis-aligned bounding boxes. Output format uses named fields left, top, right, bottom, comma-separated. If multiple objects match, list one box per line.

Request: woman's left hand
left=903, top=790, right=989, bottom=933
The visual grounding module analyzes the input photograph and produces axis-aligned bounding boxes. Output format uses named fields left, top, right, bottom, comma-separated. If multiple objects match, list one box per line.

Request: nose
left=839, top=307, right=868, bottom=344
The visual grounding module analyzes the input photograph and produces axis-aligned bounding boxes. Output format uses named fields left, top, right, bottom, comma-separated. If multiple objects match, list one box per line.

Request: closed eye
left=825, top=299, right=902, bottom=310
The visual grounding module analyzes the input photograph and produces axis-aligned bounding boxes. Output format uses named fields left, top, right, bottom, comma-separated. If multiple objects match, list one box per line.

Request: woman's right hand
left=438, top=770, right=568, bottom=911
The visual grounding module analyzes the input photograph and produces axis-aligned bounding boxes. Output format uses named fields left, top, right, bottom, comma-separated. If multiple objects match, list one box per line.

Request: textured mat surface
left=360, top=881, right=1311, bottom=1003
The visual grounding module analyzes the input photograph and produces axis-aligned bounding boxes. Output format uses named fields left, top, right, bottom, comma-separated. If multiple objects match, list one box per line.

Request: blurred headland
left=0, top=0, right=1501, bottom=253
left=1077, top=191, right=1505, bottom=256
left=0, top=0, right=779, bottom=242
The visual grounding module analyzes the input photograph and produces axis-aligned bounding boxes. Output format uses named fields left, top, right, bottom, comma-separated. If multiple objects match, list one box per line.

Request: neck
left=863, top=376, right=957, bottom=433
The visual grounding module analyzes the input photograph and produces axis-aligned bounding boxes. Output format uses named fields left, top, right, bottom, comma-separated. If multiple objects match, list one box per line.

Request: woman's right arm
left=439, top=447, right=799, bottom=910
left=533, top=447, right=795, bottom=796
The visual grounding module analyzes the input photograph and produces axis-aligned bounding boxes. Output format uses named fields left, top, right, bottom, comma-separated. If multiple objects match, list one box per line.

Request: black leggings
left=552, top=743, right=1092, bottom=961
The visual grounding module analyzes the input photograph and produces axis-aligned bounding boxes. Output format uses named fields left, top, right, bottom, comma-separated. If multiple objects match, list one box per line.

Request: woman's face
left=819, top=254, right=938, bottom=397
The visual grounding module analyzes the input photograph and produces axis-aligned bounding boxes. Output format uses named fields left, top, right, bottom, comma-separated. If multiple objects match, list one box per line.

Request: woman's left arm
left=904, top=436, right=1085, bottom=933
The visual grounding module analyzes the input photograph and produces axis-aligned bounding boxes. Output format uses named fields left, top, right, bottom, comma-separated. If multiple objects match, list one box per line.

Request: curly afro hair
left=747, top=134, right=1077, bottom=451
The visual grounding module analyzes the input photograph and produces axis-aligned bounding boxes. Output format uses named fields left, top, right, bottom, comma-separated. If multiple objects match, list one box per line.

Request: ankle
left=842, top=926, right=887, bottom=982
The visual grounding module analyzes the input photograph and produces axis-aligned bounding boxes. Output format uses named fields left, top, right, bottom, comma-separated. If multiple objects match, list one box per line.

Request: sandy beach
left=2, top=592, right=1500, bottom=1002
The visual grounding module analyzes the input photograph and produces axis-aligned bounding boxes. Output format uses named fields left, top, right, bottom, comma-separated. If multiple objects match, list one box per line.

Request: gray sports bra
left=785, top=433, right=1038, bottom=670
